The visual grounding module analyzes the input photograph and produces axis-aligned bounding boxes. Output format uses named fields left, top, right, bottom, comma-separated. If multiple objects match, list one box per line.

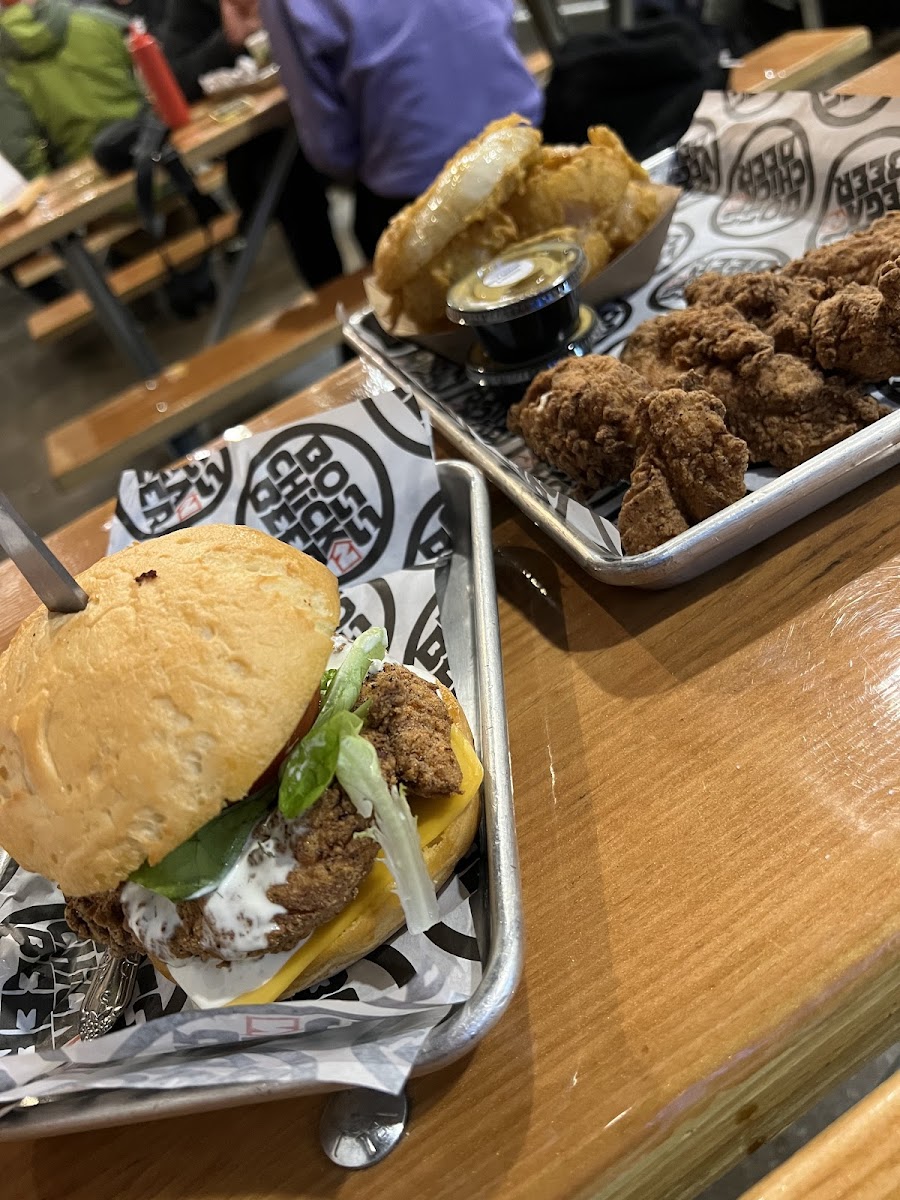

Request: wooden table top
left=729, top=26, right=872, bottom=94
left=741, top=1072, right=900, bottom=1199
left=834, top=49, right=900, bottom=96
left=0, top=85, right=289, bottom=271
left=2, top=358, right=900, bottom=1199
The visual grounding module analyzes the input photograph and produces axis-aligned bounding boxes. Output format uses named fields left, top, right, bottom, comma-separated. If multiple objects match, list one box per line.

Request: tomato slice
left=250, top=691, right=321, bottom=794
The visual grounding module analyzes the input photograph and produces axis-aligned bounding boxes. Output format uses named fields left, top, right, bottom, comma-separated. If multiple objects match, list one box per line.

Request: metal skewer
left=0, top=492, right=88, bottom=614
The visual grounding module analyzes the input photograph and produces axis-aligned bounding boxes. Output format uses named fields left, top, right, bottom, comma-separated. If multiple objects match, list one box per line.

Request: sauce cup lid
left=447, top=239, right=586, bottom=327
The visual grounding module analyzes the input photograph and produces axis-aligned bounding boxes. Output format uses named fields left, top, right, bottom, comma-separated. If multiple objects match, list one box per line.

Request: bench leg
left=55, top=235, right=162, bottom=380
left=205, top=129, right=300, bottom=347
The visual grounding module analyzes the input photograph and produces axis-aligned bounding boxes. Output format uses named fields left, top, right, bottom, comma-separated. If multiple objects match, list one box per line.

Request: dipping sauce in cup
left=446, top=240, right=586, bottom=364
left=465, top=303, right=602, bottom=397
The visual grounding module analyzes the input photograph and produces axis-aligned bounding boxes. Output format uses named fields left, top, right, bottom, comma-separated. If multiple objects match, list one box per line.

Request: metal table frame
left=47, top=129, right=300, bottom=381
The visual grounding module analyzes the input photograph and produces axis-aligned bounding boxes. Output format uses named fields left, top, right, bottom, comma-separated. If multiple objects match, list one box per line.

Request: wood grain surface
left=834, top=49, right=900, bottom=95
left=0, top=87, right=289, bottom=270
left=2, top=359, right=900, bottom=1198
left=729, top=27, right=872, bottom=93
left=741, top=1072, right=900, bottom=1199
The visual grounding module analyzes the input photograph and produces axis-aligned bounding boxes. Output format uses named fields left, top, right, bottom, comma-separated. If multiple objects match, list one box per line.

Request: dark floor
left=1, top=190, right=898, bottom=1200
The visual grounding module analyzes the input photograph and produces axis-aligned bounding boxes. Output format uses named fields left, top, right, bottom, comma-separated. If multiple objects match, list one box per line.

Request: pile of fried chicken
left=373, top=115, right=662, bottom=331
left=508, top=213, right=900, bottom=555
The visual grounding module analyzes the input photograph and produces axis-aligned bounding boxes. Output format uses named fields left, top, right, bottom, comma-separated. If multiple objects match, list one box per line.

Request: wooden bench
left=44, top=266, right=369, bottom=490
left=27, top=211, right=238, bottom=344
left=738, top=1068, right=900, bottom=1199
left=11, top=163, right=227, bottom=289
left=729, top=26, right=872, bottom=93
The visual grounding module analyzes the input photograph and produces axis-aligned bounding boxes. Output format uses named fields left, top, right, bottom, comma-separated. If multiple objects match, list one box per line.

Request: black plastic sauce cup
left=447, top=240, right=587, bottom=365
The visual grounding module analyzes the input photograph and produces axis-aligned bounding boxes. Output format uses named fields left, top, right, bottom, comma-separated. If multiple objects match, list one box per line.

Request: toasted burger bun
left=0, top=526, right=339, bottom=897
left=152, top=682, right=482, bottom=1003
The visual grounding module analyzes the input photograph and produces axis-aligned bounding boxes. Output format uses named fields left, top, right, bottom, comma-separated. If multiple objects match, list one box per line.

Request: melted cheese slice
left=226, top=725, right=483, bottom=1006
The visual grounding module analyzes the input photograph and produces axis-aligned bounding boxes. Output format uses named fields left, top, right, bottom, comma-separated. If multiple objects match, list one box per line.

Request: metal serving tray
left=345, top=312, right=900, bottom=590
left=344, top=143, right=900, bottom=589
left=0, top=460, right=521, bottom=1144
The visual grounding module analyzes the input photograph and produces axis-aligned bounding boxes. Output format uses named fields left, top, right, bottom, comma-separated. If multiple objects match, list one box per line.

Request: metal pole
left=521, top=0, right=568, bottom=54
left=56, top=235, right=161, bottom=380
left=204, top=128, right=300, bottom=346
left=608, top=0, right=636, bottom=30
left=799, top=0, right=824, bottom=28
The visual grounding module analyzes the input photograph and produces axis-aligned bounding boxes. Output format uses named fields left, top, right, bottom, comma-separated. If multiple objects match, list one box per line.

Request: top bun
left=0, top=526, right=339, bottom=896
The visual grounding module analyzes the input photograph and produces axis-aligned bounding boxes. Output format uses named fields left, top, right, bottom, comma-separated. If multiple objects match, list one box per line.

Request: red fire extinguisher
left=128, top=20, right=192, bottom=130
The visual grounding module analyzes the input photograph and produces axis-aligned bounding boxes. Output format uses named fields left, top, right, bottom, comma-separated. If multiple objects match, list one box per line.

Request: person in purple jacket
left=256, top=0, right=544, bottom=260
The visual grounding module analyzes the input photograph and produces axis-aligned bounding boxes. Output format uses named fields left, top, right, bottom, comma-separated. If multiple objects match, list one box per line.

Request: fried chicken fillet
left=782, top=212, right=900, bottom=287
left=811, top=258, right=900, bottom=381
left=621, top=306, right=882, bottom=468
left=684, top=271, right=832, bottom=358
left=507, top=355, right=651, bottom=491
left=618, top=386, right=749, bottom=555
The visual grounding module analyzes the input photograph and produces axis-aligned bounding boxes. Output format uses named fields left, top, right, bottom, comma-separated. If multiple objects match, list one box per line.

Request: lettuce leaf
left=317, top=626, right=386, bottom=728
left=336, top=734, right=439, bottom=935
left=279, top=709, right=362, bottom=819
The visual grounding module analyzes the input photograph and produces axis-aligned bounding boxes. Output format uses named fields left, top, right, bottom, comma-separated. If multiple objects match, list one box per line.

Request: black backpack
left=541, top=12, right=728, bottom=161
left=93, top=110, right=223, bottom=318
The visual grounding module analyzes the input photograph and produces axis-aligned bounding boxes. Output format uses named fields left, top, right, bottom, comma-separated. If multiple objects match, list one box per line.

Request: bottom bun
left=152, top=682, right=482, bottom=1002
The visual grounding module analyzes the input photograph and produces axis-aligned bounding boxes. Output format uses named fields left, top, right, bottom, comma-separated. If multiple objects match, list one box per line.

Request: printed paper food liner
left=365, top=183, right=681, bottom=364
left=355, top=91, right=900, bottom=558
left=0, top=392, right=486, bottom=1111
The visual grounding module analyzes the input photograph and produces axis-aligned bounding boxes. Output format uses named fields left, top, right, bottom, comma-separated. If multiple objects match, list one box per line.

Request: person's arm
left=259, top=0, right=358, bottom=182
left=0, top=82, right=49, bottom=179
left=159, top=0, right=237, bottom=101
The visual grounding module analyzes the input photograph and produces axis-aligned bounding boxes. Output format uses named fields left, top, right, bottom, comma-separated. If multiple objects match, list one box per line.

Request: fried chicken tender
left=503, top=126, right=656, bottom=267
left=618, top=386, right=748, bottom=555
left=811, top=258, right=900, bottom=381
left=373, top=115, right=542, bottom=294
left=782, top=212, right=900, bottom=287
left=621, top=306, right=882, bottom=468
left=507, top=355, right=650, bottom=491
left=684, top=271, right=832, bottom=358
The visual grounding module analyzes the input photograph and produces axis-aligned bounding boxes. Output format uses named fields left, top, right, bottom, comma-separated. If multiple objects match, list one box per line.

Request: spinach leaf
left=129, top=788, right=274, bottom=902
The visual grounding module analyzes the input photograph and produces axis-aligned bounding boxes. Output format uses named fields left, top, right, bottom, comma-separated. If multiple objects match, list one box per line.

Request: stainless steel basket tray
left=0, top=460, right=521, bottom=1142
left=344, top=312, right=900, bottom=590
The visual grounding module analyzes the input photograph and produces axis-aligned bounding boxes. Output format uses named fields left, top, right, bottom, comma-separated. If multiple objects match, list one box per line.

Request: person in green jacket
left=0, top=0, right=143, bottom=178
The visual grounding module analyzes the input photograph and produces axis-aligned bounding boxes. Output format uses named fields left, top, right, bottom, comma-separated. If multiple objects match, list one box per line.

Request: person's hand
left=221, top=0, right=262, bottom=49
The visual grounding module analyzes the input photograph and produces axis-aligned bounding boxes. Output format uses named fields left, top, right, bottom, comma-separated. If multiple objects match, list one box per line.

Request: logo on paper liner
left=236, top=425, right=394, bottom=584
left=714, top=119, right=814, bottom=238
left=810, top=129, right=900, bottom=246
left=811, top=93, right=890, bottom=128
left=676, top=116, right=720, bottom=194
left=115, top=452, right=234, bottom=541
left=653, top=222, right=694, bottom=276
left=405, top=595, right=452, bottom=688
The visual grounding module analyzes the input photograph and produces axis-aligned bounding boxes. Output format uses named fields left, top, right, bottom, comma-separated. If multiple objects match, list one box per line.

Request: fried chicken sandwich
left=0, top=526, right=482, bottom=1009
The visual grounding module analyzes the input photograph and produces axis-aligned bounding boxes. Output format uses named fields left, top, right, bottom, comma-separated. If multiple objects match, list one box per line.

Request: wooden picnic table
left=2, top=357, right=900, bottom=1199
left=0, top=85, right=291, bottom=377
left=0, top=86, right=289, bottom=272
left=729, top=26, right=872, bottom=94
